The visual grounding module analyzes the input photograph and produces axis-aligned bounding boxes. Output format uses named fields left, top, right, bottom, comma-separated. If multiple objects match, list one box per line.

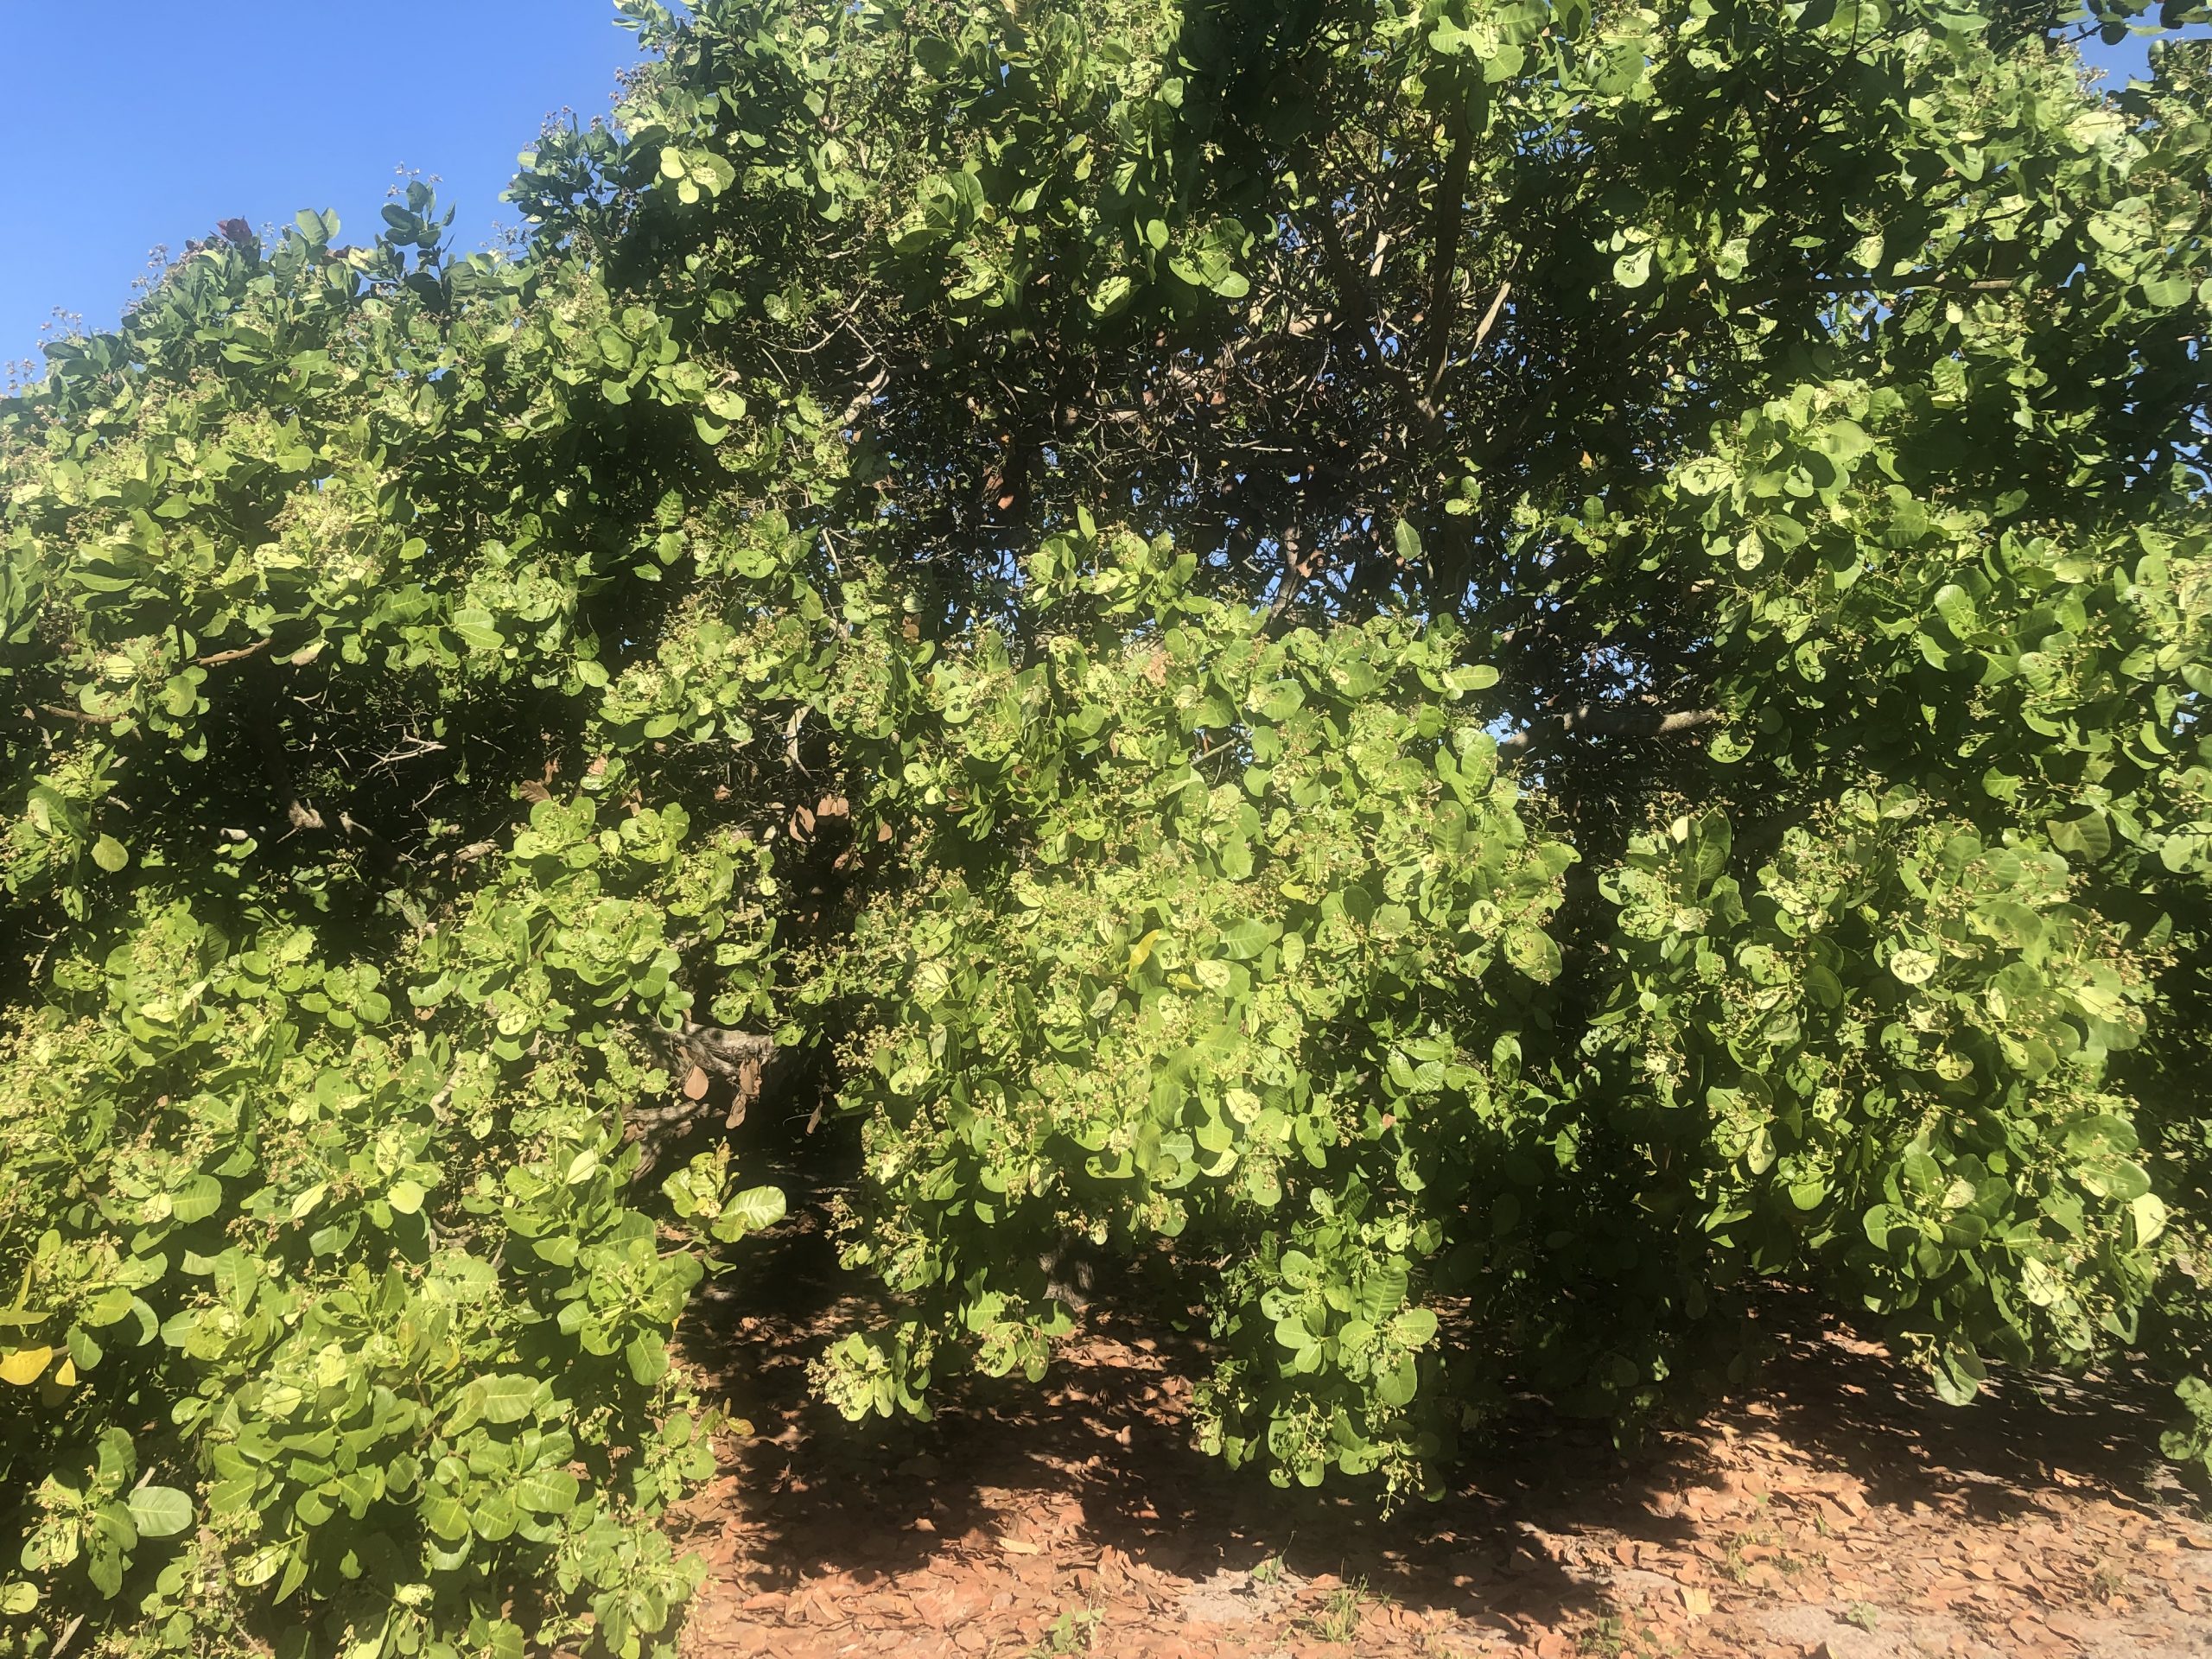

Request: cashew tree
left=2, top=0, right=2209, bottom=1653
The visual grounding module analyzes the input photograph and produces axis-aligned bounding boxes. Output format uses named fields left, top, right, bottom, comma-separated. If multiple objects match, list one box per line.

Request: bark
left=1497, top=704, right=1722, bottom=754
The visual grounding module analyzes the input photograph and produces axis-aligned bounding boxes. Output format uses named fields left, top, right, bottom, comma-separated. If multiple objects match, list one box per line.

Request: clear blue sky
left=0, top=2, right=646, bottom=368
left=0, top=7, right=2188, bottom=369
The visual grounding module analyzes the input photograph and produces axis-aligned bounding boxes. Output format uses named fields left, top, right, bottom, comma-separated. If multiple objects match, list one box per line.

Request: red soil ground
left=668, top=1217, right=2212, bottom=1659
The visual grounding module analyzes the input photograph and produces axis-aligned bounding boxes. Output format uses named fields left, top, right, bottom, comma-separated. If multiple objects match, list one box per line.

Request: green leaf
left=421, top=1492, right=470, bottom=1541
left=1888, top=949, right=1937, bottom=987
left=1375, top=1356, right=1419, bottom=1407
left=1676, top=456, right=1733, bottom=496
left=1220, top=918, right=1278, bottom=960
left=1090, top=273, right=1134, bottom=315
left=513, top=1467, right=581, bottom=1516
left=125, top=1487, right=193, bottom=1539
left=721, top=1185, right=786, bottom=1238
left=2063, top=1114, right=2140, bottom=1161
left=90, top=836, right=129, bottom=873
left=475, top=1375, right=538, bottom=1425
left=1393, top=1306, right=1440, bottom=1347
left=2132, top=1192, right=2169, bottom=1247
left=2046, top=812, right=2113, bottom=861
left=626, top=1332, right=671, bottom=1386
left=1503, top=926, right=1561, bottom=983
left=168, top=1175, right=222, bottom=1224
left=1931, top=583, right=1976, bottom=635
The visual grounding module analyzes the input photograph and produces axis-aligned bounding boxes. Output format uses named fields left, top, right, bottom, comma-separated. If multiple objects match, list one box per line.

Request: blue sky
left=0, top=2, right=645, bottom=369
left=0, top=8, right=2188, bottom=368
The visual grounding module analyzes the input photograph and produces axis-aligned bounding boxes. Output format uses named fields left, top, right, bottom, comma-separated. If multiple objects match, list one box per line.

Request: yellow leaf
left=0, top=1347, right=53, bottom=1386
left=1679, top=1585, right=1712, bottom=1619
left=50, top=1358, right=75, bottom=1388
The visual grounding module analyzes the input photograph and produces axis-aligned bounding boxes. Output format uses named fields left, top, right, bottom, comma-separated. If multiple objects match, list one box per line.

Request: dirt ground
left=666, top=1212, right=2212, bottom=1659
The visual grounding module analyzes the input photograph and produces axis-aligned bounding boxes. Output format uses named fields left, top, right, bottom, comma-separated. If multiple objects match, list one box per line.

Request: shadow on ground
left=665, top=1154, right=2204, bottom=1658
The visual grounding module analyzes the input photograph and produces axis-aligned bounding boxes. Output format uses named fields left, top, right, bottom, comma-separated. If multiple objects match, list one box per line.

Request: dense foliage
left=3, top=0, right=2210, bottom=1652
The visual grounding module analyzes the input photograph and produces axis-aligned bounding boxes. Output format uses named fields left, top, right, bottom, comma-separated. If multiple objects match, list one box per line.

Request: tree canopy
left=3, top=0, right=2209, bottom=1654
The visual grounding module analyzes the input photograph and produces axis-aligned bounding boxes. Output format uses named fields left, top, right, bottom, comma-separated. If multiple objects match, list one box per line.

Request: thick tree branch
left=629, top=1021, right=780, bottom=1170
left=1497, top=704, right=1723, bottom=754
left=1313, top=208, right=1384, bottom=340
left=1416, top=115, right=1476, bottom=420
left=1263, top=524, right=1314, bottom=623
left=677, top=1020, right=777, bottom=1081
left=836, top=362, right=890, bottom=431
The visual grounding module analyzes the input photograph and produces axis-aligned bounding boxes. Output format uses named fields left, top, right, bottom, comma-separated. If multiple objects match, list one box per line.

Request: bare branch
left=196, top=638, right=271, bottom=668
left=1471, top=279, right=1511, bottom=352
left=1497, top=705, right=1723, bottom=754
left=1784, top=276, right=2014, bottom=295
left=836, top=363, right=890, bottom=431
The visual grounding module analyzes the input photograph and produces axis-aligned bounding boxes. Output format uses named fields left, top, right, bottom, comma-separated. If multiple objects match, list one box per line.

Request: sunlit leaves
left=810, top=537, right=1562, bottom=1497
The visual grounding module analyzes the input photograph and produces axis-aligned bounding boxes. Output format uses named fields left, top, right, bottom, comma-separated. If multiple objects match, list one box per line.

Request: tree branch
left=1783, top=276, right=2014, bottom=295
left=1497, top=704, right=1722, bottom=754
left=1313, top=208, right=1384, bottom=340
left=1264, top=524, right=1314, bottom=623
left=1416, top=115, right=1477, bottom=419
left=1470, top=278, right=1510, bottom=352
left=629, top=1021, right=780, bottom=1169
left=196, top=638, right=271, bottom=669
left=836, top=363, right=890, bottom=431
left=677, top=1020, right=777, bottom=1081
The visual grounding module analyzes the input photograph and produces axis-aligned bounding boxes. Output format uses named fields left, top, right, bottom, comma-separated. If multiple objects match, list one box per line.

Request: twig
left=196, top=638, right=271, bottom=668
left=1790, top=276, right=2015, bottom=294
left=368, top=735, right=448, bottom=779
